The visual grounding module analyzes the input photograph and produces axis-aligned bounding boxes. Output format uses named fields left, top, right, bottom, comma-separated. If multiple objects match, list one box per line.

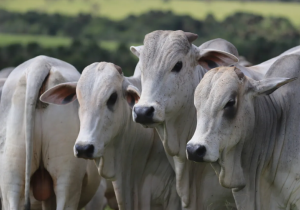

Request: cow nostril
left=85, top=144, right=94, bottom=155
left=133, top=106, right=155, bottom=124
left=186, top=144, right=206, bottom=162
left=195, top=145, right=206, bottom=158
left=145, top=106, right=154, bottom=117
left=75, top=144, right=94, bottom=159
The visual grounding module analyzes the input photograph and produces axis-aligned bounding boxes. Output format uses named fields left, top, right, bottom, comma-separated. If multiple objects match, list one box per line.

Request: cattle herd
left=0, top=30, right=299, bottom=210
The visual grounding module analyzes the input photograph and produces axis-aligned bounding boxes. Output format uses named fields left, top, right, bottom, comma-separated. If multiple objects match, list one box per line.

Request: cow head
left=186, top=66, right=295, bottom=188
left=130, top=30, right=238, bottom=157
left=40, top=62, right=140, bottom=176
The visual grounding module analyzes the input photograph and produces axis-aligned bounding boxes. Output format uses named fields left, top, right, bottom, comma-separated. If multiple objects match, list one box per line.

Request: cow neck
left=232, top=94, right=290, bottom=210
left=158, top=66, right=222, bottom=208
left=111, top=104, right=155, bottom=210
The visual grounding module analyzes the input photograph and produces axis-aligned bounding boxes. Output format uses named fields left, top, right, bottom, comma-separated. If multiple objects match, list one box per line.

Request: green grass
left=0, top=33, right=129, bottom=50
left=0, top=0, right=300, bottom=26
left=0, top=33, right=71, bottom=47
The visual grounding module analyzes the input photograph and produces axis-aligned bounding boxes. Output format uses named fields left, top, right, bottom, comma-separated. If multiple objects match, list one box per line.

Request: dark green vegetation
left=0, top=10, right=299, bottom=75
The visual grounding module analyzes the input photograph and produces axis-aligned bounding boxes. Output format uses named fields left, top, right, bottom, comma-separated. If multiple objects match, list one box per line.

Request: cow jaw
left=94, top=157, right=103, bottom=174
left=94, top=146, right=116, bottom=180
left=94, top=155, right=116, bottom=180
left=219, top=141, right=246, bottom=189
left=155, top=122, right=180, bottom=157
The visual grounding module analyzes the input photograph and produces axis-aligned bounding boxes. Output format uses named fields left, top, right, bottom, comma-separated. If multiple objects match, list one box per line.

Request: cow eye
left=107, top=92, right=118, bottom=111
left=171, top=61, right=183, bottom=73
left=224, top=99, right=235, bottom=109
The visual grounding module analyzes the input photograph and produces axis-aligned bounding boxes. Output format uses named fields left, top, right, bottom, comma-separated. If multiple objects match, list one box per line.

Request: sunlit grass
left=0, top=33, right=71, bottom=47
left=104, top=206, right=113, bottom=210
left=0, top=0, right=300, bottom=26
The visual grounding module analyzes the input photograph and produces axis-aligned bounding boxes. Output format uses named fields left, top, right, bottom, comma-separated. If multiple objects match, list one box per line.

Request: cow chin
left=94, top=157, right=103, bottom=175
left=218, top=142, right=245, bottom=189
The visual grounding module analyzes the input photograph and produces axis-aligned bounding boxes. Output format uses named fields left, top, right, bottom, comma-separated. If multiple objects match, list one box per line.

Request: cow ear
left=249, top=77, right=297, bottom=96
left=0, top=78, right=6, bottom=102
left=125, top=85, right=140, bottom=109
left=198, top=49, right=239, bottom=70
left=40, top=82, right=78, bottom=105
left=130, top=45, right=143, bottom=58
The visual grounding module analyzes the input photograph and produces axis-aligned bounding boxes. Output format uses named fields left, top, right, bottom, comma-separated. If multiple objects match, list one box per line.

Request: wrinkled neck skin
left=156, top=66, right=235, bottom=209
left=101, top=104, right=155, bottom=210
left=232, top=92, right=300, bottom=210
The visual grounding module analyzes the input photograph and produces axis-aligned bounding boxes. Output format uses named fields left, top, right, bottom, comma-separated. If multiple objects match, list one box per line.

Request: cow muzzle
left=74, top=144, right=95, bottom=159
left=133, top=106, right=155, bottom=125
left=186, top=144, right=206, bottom=162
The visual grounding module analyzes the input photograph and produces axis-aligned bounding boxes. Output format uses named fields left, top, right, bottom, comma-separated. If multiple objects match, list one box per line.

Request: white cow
left=236, top=45, right=300, bottom=80
left=0, top=67, right=14, bottom=78
left=0, top=67, right=14, bottom=101
left=131, top=30, right=239, bottom=209
left=0, top=56, right=101, bottom=210
left=40, top=62, right=181, bottom=210
left=187, top=54, right=300, bottom=209
left=130, top=30, right=300, bottom=209
left=0, top=67, right=43, bottom=210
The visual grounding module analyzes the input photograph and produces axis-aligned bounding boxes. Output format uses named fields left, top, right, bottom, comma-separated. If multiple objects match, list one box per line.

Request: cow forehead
left=141, top=30, right=191, bottom=70
left=78, top=62, right=123, bottom=98
left=195, top=67, right=243, bottom=107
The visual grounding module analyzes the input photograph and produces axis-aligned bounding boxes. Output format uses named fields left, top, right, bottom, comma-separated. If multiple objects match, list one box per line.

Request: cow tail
left=24, top=62, right=51, bottom=210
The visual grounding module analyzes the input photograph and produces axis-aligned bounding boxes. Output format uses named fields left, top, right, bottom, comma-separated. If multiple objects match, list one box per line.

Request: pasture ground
left=0, top=0, right=299, bottom=26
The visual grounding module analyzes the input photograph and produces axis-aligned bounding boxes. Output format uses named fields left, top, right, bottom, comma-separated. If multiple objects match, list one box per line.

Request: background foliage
left=0, top=9, right=299, bottom=75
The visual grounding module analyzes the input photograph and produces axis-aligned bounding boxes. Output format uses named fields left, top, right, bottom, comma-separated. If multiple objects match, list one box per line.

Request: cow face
left=186, top=66, right=295, bottom=188
left=40, top=62, right=139, bottom=161
left=132, top=31, right=198, bottom=127
left=130, top=30, right=238, bottom=156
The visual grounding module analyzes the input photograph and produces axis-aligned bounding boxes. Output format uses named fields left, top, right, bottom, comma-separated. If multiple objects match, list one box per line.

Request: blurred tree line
left=0, top=40, right=137, bottom=75
left=0, top=9, right=299, bottom=75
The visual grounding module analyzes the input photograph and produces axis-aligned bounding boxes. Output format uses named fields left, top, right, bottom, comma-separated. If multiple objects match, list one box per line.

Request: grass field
left=0, top=33, right=71, bottom=47
left=0, top=0, right=300, bottom=26
left=0, top=33, right=127, bottom=50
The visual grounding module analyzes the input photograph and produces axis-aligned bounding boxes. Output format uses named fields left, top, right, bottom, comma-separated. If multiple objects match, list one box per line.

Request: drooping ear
left=40, top=82, right=78, bottom=105
left=249, top=77, right=297, bottom=96
left=0, top=78, right=6, bottom=101
left=198, top=49, right=239, bottom=70
left=125, top=85, right=140, bottom=109
left=130, top=45, right=144, bottom=58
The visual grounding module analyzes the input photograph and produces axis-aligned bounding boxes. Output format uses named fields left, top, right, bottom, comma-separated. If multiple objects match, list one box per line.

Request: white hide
left=132, top=30, right=238, bottom=210
left=0, top=67, right=14, bottom=102
left=236, top=45, right=300, bottom=80
left=0, top=56, right=101, bottom=210
left=41, top=62, right=181, bottom=210
left=188, top=55, right=300, bottom=210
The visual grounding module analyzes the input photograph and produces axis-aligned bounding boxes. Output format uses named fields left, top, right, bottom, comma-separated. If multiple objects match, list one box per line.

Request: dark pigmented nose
left=134, top=106, right=155, bottom=124
left=186, top=144, right=206, bottom=162
left=75, top=144, right=94, bottom=159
